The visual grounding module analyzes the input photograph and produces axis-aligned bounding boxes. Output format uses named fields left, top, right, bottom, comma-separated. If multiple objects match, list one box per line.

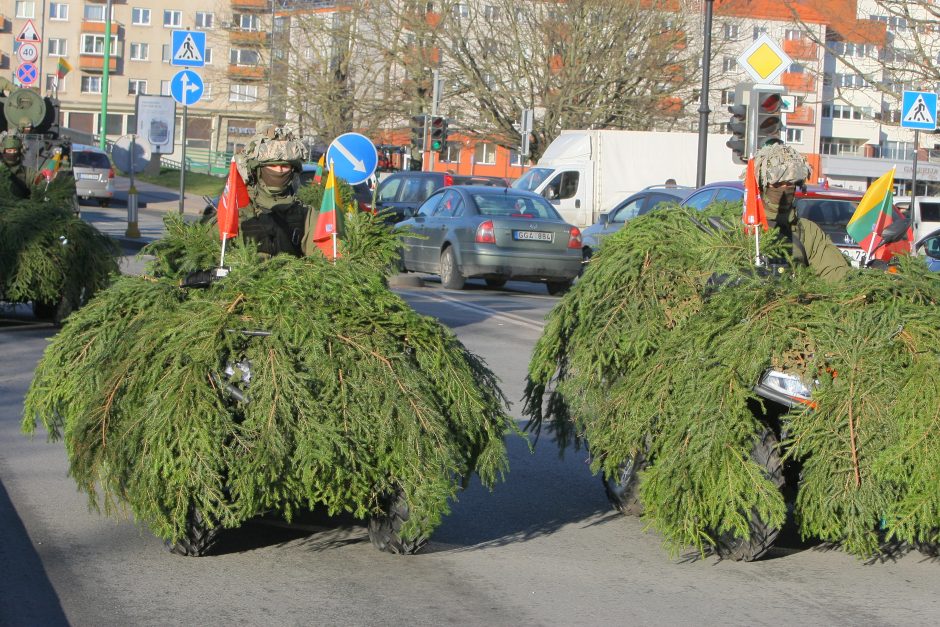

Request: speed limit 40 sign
left=17, top=42, right=39, bottom=64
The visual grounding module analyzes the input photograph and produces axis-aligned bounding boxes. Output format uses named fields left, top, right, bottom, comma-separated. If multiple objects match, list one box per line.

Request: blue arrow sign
left=170, top=69, right=204, bottom=106
left=16, top=62, right=38, bottom=86
left=901, top=90, right=937, bottom=131
left=326, top=133, right=378, bottom=185
left=171, top=30, right=206, bottom=68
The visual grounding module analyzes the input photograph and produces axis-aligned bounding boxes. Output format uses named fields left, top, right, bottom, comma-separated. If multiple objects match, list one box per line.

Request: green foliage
left=524, top=202, right=940, bottom=558
left=0, top=179, right=119, bottom=316
left=23, top=217, right=513, bottom=544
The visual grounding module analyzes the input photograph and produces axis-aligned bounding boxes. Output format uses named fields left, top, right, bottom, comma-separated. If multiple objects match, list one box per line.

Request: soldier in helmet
left=0, top=133, right=31, bottom=199
left=234, top=125, right=311, bottom=257
left=754, top=142, right=849, bottom=282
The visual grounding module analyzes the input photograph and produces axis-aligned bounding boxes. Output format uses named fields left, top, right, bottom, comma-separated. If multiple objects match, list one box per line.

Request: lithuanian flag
left=55, top=57, right=73, bottom=80
left=311, top=166, right=344, bottom=260
left=846, top=168, right=895, bottom=245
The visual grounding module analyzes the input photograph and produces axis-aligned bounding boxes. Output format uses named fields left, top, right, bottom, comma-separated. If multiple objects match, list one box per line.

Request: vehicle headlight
left=760, top=370, right=813, bottom=401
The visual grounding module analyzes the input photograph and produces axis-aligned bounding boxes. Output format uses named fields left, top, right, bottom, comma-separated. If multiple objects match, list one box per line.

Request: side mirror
left=599, top=213, right=611, bottom=226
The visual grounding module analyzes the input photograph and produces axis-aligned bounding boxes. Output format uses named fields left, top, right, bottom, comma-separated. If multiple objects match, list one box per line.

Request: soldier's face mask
left=258, top=164, right=293, bottom=194
left=763, top=182, right=797, bottom=225
left=2, top=148, right=21, bottom=166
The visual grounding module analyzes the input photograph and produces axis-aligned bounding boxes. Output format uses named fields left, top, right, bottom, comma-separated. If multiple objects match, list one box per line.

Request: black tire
left=546, top=279, right=573, bottom=296
left=368, top=490, right=428, bottom=555
left=439, top=247, right=465, bottom=290
left=98, top=199, right=110, bottom=208
left=485, top=277, right=507, bottom=289
left=165, top=508, right=220, bottom=557
left=713, top=429, right=785, bottom=561
left=31, top=298, right=71, bottom=325
left=602, top=453, right=647, bottom=516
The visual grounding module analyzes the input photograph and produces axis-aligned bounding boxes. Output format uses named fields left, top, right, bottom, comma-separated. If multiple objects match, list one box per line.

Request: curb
left=387, top=274, right=425, bottom=288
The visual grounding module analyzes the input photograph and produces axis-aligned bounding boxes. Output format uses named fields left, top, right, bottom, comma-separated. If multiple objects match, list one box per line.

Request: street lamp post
left=696, top=0, right=714, bottom=187
left=99, top=0, right=113, bottom=150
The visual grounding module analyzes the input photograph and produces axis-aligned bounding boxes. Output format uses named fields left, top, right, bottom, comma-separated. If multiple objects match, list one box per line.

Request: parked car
left=580, top=185, right=691, bottom=260
left=916, top=226, right=940, bottom=272
left=375, top=172, right=510, bottom=224
left=396, top=185, right=583, bottom=294
left=681, top=181, right=872, bottom=266
left=71, top=143, right=115, bottom=207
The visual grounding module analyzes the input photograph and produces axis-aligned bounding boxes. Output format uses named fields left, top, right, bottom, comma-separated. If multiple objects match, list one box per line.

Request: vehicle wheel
left=368, top=489, right=428, bottom=555
left=485, top=277, right=507, bottom=289
left=439, top=247, right=465, bottom=290
left=546, top=279, right=573, bottom=296
left=31, top=298, right=71, bottom=325
left=98, top=199, right=110, bottom=208
left=165, top=508, right=220, bottom=557
left=713, top=429, right=785, bottom=561
left=602, top=452, right=647, bottom=516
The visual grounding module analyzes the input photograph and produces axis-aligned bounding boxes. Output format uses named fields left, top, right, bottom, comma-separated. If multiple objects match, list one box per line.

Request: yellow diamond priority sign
left=736, top=34, right=792, bottom=84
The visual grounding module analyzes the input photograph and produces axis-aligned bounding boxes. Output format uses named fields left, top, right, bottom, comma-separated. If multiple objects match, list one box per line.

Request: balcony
left=227, top=64, right=266, bottom=80
left=549, top=54, right=563, bottom=73
left=781, top=72, right=816, bottom=93
left=783, top=39, right=817, bottom=61
left=786, top=105, right=814, bottom=126
left=81, top=20, right=122, bottom=33
left=425, top=11, right=440, bottom=27
left=79, top=55, right=118, bottom=73
left=230, top=29, right=270, bottom=46
left=231, top=0, right=269, bottom=10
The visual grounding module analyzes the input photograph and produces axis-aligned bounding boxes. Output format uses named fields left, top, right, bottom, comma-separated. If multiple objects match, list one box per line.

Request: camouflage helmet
left=235, top=125, right=307, bottom=182
left=753, top=142, right=811, bottom=188
left=1, top=133, right=23, bottom=151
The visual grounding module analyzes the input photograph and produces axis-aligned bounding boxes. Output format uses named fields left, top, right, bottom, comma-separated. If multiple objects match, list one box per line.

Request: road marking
left=396, top=289, right=547, bottom=332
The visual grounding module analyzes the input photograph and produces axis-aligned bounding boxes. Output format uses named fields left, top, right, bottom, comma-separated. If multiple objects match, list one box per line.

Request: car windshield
left=512, top=168, right=553, bottom=192
left=473, top=192, right=560, bottom=220
left=796, top=198, right=858, bottom=224
left=73, top=152, right=110, bottom=168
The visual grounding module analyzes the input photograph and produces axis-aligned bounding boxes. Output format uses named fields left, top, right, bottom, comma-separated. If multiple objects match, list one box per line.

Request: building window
left=162, top=44, right=171, bottom=63
left=474, top=142, right=496, bottom=165
left=48, top=38, right=68, bottom=56
left=164, top=10, right=182, bottom=27
left=786, top=128, right=803, bottom=144
left=129, top=43, right=149, bottom=61
left=15, top=0, right=35, bottom=18
left=234, top=13, right=260, bottom=31
left=204, top=48, right=213, bottom=64
left=81, top=76, right=103, bottom=94
left=882, top=140, right=913, bottom=160
left=128, top=79, right=147, bottom=95
left=230, top=84, right=258, bottom=102
left=452, top=3, right=469, bottom=18
left=49, top=2, right=68, bottom=20
left=720, top=89, right=735, bottom=105
left=46, top=74, right=64, bottom=92
left=441, top=142, right=461, bottom=164
left=752, top=26, right=768, bottom=40
left=484, top=5, right=499, bottom=20
left=83, top=3, right=108, bottom=21
left=722, top=23, right=738, bottom=40
left=784, top=29, right=804, bottom=41
left=132, top=7, right=150, bottom=25
left=160, top=80, right=171, bottom=96
left=195, top=11, right=214, bottom=29
left=81, top=34, right=119, bottom=56
left=230, top=49, right=260, bottom=65
left=722, top=56, right=737, bottom=72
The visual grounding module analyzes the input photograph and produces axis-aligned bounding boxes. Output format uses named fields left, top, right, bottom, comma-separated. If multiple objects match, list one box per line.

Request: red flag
left=218, top=157, right=250, bottom=241
left=311, top=167, right=344, bottom=259
left=743, top=159, right=768, bottom=232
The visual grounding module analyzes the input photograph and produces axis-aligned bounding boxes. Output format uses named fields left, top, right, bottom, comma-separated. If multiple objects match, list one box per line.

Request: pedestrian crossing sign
left=901, top=90, right=937, bottom=131
left=171, top=30, right=206, bottom=68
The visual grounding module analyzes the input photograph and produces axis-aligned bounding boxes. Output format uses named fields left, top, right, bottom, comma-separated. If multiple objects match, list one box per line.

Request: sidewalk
left=81, top=176, right=208, bottom=250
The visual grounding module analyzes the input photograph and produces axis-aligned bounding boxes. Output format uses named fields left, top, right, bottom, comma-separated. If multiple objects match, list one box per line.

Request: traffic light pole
left=429, top=69, right=441, bottom=172
left=696, top=0, right=714, bottom=187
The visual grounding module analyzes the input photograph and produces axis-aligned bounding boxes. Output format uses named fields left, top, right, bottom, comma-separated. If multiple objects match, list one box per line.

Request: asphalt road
left=2, top=277, right=940, bottom=626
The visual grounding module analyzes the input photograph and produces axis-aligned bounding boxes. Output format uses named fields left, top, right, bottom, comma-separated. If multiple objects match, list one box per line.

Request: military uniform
left=0, top=134, right=31, bottom=200
left=754, top=143, right=849, bottom=281
left=234, top=126, right=311, bottom=257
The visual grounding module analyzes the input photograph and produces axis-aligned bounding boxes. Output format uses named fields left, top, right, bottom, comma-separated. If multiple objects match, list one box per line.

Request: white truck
left=513, top=129, right=747, bottom=227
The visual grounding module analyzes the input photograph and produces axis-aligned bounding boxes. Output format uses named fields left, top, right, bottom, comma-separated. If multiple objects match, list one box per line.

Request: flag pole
left=863, top=166, right=896, bottom=263
left=220, top=235, right=228, bottom=268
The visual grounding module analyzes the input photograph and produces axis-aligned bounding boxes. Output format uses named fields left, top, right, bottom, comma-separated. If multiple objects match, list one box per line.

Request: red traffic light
left=758, top=93, right=782, bottom=113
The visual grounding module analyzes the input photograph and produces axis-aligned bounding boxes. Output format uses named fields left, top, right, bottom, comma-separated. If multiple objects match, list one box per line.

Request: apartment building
left=2, top=0, right=276, bottom=158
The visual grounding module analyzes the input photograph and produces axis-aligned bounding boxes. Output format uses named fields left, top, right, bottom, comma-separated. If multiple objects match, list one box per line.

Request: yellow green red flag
left=846, top=168, right=895, bottom=244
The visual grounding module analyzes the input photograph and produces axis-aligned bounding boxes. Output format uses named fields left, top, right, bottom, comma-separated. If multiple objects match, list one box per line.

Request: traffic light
left=410, top=114, right=427, bottom=150
left=429, top=116, right=446, bottom=152
left=754, top=89, right=784, bottom=149
left=726, top=101, right=749, bottom=165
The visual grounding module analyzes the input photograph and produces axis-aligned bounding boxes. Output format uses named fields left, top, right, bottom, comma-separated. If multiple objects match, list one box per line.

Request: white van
left=894, top=195, right=940, bottom=252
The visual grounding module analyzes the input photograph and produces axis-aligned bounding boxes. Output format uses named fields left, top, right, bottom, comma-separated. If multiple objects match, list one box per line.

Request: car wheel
left=439, top=247, right=465, bottom=290
left=485, top=277, right=507, bottom=289
left=98, top=199, right=110, bottom=208
left=165, top=507, right=220, bottom=557
left=602, top=452, right=647, bottom=516
left=368, top=488, right=428, bottom=555
left=712, top=429, right=785, bottom=561
left=546, top=279, right=572, bottom=296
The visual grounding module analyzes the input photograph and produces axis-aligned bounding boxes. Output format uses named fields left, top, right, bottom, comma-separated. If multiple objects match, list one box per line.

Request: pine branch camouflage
left=23, top=211, right=514, bottom=545
left=524, top=202, right=940, bottom=558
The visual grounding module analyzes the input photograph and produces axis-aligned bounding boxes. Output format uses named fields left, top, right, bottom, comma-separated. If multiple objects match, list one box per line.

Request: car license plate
left=840, top=247, right=865, bottom=267
left=513, top=230, right=553, bottom=242
left=79, top=173, right=98, bottom=180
